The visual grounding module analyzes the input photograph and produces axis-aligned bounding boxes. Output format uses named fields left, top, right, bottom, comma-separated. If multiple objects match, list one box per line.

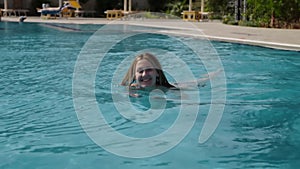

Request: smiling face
left=135, top=59, right=159, bottom=88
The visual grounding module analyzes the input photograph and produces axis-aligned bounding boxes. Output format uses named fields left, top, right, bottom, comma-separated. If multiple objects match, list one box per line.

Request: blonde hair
left=121, top=53, right=174, bottom=88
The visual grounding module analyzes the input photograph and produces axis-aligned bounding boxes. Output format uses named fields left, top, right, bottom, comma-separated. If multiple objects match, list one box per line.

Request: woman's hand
left=130, top=83, right=141, bottom=89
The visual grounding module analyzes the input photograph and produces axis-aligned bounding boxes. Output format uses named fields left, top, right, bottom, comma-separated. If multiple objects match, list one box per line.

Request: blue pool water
left=1, top=21, right=300, bottom=169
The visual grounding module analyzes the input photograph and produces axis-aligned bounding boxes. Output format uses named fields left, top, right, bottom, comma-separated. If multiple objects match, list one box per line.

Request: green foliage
left=206, top=12, right=223, bottom=20
left=165, top=0, right=188, bottom=16
left=238, top=20, right=260, bottom=27
left=207, top=0, right=233, bottom=16
left=210, top=0, right=299, bottom=28
left=222, top=14, right=234, bottom=24
left=247, top=0, right=300, bottom=28
left=144, top=12, right=161, bottom=18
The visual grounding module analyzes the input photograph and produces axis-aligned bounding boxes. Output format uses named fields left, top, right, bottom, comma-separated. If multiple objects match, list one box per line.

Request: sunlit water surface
left=0, top=22, right=300, bottom=169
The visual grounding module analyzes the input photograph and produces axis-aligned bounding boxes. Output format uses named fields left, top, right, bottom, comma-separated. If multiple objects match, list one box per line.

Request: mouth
left=138, top=76, right=154, bottom=86
left=140, top=76, right=152, bottom=82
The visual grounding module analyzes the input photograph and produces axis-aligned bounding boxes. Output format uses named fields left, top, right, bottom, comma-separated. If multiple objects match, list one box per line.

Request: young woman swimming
left=121, top=53, right=222, bottom=98
left=121, top=53, right=175, bottom=89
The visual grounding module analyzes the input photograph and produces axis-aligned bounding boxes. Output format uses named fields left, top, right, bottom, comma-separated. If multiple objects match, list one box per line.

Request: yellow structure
left=182, top=11, right=200, bottom=21
left=199, top=12, right=210, bottom=21
left=61, top=8, right=73, bottom=18
left=183, top=0, right=208, bottom=21
left=37, top=1, right=81, bottom=19
left=105, top=10, right=123, bottom=20
left=62, top=1, right=81, bottom=18
left=182, top=11, right=210, bottom=22
left=66, top=0, right=81, bottom=9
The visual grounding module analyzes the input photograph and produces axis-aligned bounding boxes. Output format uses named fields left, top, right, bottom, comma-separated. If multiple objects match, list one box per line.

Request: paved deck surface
left=2, top=16, right=300, bottom=51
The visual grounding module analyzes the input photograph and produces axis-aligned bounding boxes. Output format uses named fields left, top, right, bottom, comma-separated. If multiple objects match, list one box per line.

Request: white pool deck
left=2, top=16, right=300, bottom=51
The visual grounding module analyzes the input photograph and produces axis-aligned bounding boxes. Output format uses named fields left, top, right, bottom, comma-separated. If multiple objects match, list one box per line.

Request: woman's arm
left=173, top=69, right=222, bottom=89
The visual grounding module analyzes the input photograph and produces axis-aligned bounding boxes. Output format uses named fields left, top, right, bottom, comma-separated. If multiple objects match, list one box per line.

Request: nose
left=142, top=70, right=148, bottom=77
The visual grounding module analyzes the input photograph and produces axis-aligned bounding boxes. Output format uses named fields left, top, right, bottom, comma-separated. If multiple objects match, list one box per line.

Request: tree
left=206, top=0, right=232, bottom=16
left=246, top=0, right=300, bottom=28
left=166, top=0, right=188, bottom=16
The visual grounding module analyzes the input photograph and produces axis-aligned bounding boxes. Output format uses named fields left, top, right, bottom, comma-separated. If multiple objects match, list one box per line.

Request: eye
left=137, top=68, right=154, bottom=74
left=145, top=68, right=154, bottom=73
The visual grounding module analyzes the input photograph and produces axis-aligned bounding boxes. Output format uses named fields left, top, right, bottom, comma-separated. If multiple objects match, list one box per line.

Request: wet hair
left=121, top=53, right=175, bottom=88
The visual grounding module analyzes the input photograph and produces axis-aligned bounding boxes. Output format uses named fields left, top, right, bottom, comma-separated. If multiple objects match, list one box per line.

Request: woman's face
left=135, top=59, right=158, bottom=88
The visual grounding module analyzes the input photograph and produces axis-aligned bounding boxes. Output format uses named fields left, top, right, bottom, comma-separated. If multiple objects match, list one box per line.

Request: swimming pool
left=1, top=21, right=300, bottom=169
